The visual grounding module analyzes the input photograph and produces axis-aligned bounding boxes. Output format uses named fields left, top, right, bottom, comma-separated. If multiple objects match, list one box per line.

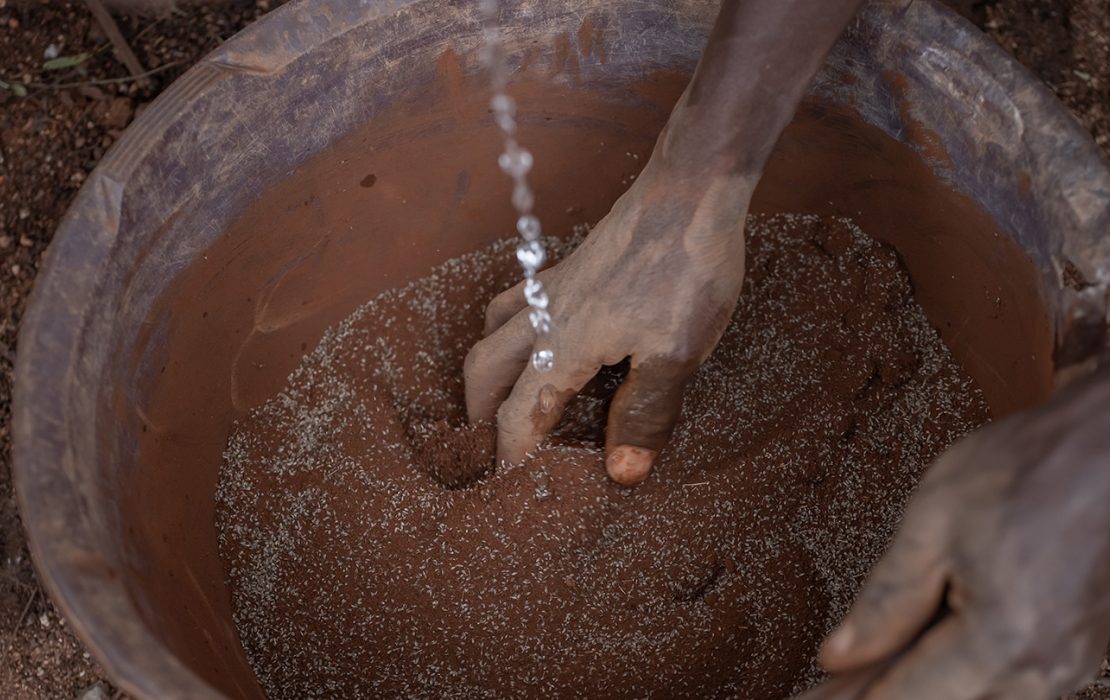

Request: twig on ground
left=83, top=0, right=151, bottom=88
left=30, top=61, right=180, bottom=90
left=13, top=588, right=38, bottom=634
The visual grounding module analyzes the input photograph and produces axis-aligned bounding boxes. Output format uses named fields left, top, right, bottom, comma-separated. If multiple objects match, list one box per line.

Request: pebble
left=76, top=682, right=110, bottom=700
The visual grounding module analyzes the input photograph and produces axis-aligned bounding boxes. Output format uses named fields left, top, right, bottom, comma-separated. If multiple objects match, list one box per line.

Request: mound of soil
left=216, top=215, right=990, bottom=699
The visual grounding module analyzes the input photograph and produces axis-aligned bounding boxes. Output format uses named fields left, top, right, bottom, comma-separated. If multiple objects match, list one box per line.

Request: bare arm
left=661, top=0, right=865, bottom=178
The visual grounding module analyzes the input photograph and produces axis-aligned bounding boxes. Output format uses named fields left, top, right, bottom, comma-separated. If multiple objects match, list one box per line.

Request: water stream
left=479, top=0, right=556, bottom=373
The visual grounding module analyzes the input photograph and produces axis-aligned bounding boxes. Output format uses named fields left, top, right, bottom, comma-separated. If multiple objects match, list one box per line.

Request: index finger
left=495, top=351, right=599, bottom=464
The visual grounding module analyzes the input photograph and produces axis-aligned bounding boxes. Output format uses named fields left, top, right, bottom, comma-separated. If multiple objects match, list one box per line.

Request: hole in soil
left=407, top=419, right=496, bottom=489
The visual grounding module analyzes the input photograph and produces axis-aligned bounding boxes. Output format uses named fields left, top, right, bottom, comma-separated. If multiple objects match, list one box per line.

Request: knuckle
left=667, top=345, right=703, bottom=367
left=653, top=338, right=709, bottom=368
left=495, top=401, right=530, bottom=438
left=463, top=340, right=493, bottom=378
left=484, top=290, right=518, bottom=328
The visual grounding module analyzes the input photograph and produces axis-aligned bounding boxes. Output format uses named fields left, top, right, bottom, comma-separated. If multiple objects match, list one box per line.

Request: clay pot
left=13, top=0, right=1109, bottom=697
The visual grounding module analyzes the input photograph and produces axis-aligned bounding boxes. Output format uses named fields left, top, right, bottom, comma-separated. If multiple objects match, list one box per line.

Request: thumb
left=604, top=356, right=696, bottom=485
left=821, top=500, right=949, bottom=672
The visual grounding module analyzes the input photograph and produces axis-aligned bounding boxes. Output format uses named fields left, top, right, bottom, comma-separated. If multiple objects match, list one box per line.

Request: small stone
left=19, top=235, right=31, bottom=247
left=101, top=97, right=134, bottom=129
left=77, top=682, right=111, bottom=700
left=0, top=236, right=11, bottom=249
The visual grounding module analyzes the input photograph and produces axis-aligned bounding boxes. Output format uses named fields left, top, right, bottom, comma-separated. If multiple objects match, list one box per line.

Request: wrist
left=617, top=158, right=750, bottom=267
left=648, top=87, right=785, bottom=182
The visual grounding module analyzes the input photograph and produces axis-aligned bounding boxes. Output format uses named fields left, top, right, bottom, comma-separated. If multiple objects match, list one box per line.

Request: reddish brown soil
left=0, top=1, right=1107, bottom=698
left=215, top=216, right=990, bottom=698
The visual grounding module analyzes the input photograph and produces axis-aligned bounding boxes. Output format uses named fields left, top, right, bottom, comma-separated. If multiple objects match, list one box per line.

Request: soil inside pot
left=216, top=213, right=989, bottom=699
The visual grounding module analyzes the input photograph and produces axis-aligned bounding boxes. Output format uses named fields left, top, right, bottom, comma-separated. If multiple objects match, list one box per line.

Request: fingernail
left=824, top=623, right=855, bottom=656
left=538, top=384, right=556, bottom=413
left=606, top=445, right=657, bottom=485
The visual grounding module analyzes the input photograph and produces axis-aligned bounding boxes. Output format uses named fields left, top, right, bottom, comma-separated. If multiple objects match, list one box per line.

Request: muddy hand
left=798, top=370, right=1110, bottom=700
left=464, top=156, right=751, bottom=483
left=465, top=0, right=869, bottom=483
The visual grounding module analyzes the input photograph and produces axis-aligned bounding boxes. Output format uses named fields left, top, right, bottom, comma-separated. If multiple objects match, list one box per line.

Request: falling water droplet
left=516, top=241, right=545, bottom=270
left=490, top=94, right=515, bottom=115
left=528, top=308, right=552, bottom=334
left=483, top=0, right=554, bottom=370
left=532, top=349, right=554, bottom=372
left=498, top=147, right=533, bottom=178
left=511, top=182, right=535, bottom=212
left=517, top=215, right=541, bottom=241
left=524, top=278, right=549, bottom=309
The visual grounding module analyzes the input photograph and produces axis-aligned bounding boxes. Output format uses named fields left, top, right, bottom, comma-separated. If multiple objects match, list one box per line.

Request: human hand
left=463, top=156, right=751, bottom=484
left=797, top=372, right=1110, bottom=700
left=463, top=0, right=869, bottom=485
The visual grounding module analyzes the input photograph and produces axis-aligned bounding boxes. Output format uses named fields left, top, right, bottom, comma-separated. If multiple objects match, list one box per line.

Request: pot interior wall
left=104, top=44, right=1053, bottom=700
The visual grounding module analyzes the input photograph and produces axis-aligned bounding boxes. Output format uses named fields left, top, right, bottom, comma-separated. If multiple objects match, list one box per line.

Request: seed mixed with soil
left=216, top=214, right=990, bottom=699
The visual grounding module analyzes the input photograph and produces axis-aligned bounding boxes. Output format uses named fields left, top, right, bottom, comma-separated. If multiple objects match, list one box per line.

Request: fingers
left=604, top=356, right=697, bottom=485
left=861, top=618, right=992, bottom=700
left=496, top=350, right=599, bottom=464
left=464, top=312, right=534, bottom=424
left=793, top=662, right=891, bottom=700
left=483, top=269, right=557, bottom=337
left=821, top=501, right=949, bottom=672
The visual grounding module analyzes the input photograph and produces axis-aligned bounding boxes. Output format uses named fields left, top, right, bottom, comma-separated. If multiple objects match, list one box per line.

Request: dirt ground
left=0, top=0, right=1107, bottom=698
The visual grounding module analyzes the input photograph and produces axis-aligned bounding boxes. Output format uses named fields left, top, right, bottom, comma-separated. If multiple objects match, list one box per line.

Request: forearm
left=655, top=0, right=865, bottom=178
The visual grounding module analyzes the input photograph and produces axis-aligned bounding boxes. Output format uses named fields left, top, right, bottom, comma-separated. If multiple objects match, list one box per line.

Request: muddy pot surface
left=13, top=0, right=1110, bottom=697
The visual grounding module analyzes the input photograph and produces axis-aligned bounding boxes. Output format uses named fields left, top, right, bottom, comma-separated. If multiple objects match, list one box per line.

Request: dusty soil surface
left=0, top=0, right=1107, bottom=698
left=216, top=216, right=989, bottom=698
left=984, top=0, right=1110, bottom=154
